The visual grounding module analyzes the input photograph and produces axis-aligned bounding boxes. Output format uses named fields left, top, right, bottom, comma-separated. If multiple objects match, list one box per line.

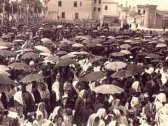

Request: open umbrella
left=0, top=74, right=14, bottom=85
left=120, top=44, right=131, bottom=49
left=44, top=55, right=59, bottom=63
left=35, top=45, right=51, bottom=53
left=57, top=25, right=63, bottom=28
left=8, top=62, right=29, bottom=70
left=90, top=56, right=104, bottom=63
left=0, top=46, right=8, bottom=50
left=68, top=51, right=88, bottom=55
left=21, top=52, right=39, bottom=60
left=124, top=39, right=133, bottom=43
left=126, top=64, right=144, bottom=75
left=120, top=50, right=131, bottom=55
left=56, top=58, right=76, bottom=66
left=72, top=43, right=84, bottom=48
left=80, top=71, right=106, bottom=82
left=1, top=35, right=11, bottom=39
left=0, top=65, right=9, bottom=71
left=0, top=50, right=16, bottom=57
left=156, top=43, right=167, bottom=48
left=39, top=52, right=53, bottom=57
left=93, top=84, right=124, bottom=94
left=20, top=74, right=44, bottom=83
left=41, top=38, right=53, bottom=44
left=0, top=42, right=13, bottom=47
left=111, top=70, right=133, bottom=79
left=13, top=39, right=25, bottom=43
left=56, top=51, right=68, bottom=56
left=15, top=48, right=33, bottom=53
left=145, top=53, right=161, bottom=59
left=60, top=54, right=76, bottom=59
left=111, top=52, right=126, bottom=57
left=105, top=61, right=127, bottom=71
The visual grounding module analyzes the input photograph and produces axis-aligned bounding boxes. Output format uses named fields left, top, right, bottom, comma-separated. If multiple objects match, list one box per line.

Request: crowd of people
left=0, top=22, right=168, bottom=126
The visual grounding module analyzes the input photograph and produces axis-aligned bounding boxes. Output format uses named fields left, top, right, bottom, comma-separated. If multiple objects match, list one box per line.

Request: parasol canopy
left=111, top=52, right=126, bottom=57
left=105, top=61, right=127, bottom=71
left=80, top=71, right=106, bottom=82
left=0, top=65, right=9, bottom=71
left=20, top=74, right=44, bottom=83
left=72, top=43, right=84, bottom=48
left=93, top=84, right=124, bottom=94
left=56, top=58, right=76, bottom=66
left=120, top=44, right=132, bottom=49
left=156, top=43, right=167, bottom=48
left=56, top=51, right=68, bottom=56
left=41, top=38, right=53, bottom=44
left=120, top=50, right=131, bottom=55
left=8, top=62, right=29, bottom=70
left=145, top=53, right=161, bottom=59
left=35, top=45, right=51, bottom=53
left=21, top=52, right=39, bottom=60
left=111, top=70, right=133, bottom=79
left=89, top=56, right=104, bottom=63
left=126, top=64, right=144, bottom=75
left=0, top=74, right=14, bottom=85
left=0, top=50, right=16, bottom=57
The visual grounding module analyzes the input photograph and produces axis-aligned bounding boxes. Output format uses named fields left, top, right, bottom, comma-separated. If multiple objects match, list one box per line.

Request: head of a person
left=54, top=115, right=64, bottom=125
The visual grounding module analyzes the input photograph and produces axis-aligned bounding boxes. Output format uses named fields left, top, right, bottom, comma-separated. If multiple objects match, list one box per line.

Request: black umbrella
left=126, top=64, right=144, bottom=75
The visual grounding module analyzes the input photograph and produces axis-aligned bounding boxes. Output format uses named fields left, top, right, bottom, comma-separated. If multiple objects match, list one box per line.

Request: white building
left=46, top=0, right=119, bottom=24
left=47, top=0, right=93, bottom=21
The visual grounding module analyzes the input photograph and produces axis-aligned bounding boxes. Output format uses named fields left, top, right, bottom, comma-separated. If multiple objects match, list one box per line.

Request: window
left=80, top=2, right=82, bottom=6
left=138, top=9, right=141, bottom=14
left=75, top=13, right=79, bottom=19
left=94, top=0, right=97, bottom=3
left=143, top=10, right=145, bottom=14
left=98, top=0, right=101, bottom=4
left=62, top=12, right=65, bottom=18
left=98, top=8, right=101, bottom=11
left=94, top=7, right=96, bottom=11
left=105, top=5, right=108, bottom=10
left=74, top=1, right=77, bottom=7
left=58, top=1, right=62, bottom=7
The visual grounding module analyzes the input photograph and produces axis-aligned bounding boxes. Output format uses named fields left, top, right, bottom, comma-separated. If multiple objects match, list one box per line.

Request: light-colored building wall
left=102, top=1, right=118, bottom=17
left=47, top=0, right=93, bottom=20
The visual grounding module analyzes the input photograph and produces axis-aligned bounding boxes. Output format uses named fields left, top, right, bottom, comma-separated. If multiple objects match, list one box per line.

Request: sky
left=114, top=0, right=168, bottom=10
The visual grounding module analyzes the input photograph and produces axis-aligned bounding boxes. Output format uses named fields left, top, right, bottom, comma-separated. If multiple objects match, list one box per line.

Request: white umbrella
left=124, top=39, right=133, bottom=43
left=35, top=45, right=51, bottom=53
left=41, top=38, right=52, bottom=43
left=0, top=65, right=9, bottom=71
left=156, top=43, right=167, bottom=48
left=39, top=52, right=53, bottom=57
left=105, top=61, right=127, bottom=71
left=120, top=50, right=131, bottom=55
left=13, top=39, right=25, bottom=43
left=0, top=46, right=8, bottom=50
left=57, top=25, right=63, bottom=28
left=72, top=43, right=84, bottom=48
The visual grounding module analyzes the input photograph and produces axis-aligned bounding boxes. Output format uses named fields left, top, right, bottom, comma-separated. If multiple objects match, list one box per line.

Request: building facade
left=136, top=4, right=168, bottom=29
left=46, top=0, right=93, bottom=21
left=46, top=0, right=119, bottom=25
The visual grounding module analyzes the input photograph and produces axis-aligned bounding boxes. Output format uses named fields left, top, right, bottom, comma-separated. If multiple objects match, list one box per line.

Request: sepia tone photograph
left=0, top=0, right=167, bottom=125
